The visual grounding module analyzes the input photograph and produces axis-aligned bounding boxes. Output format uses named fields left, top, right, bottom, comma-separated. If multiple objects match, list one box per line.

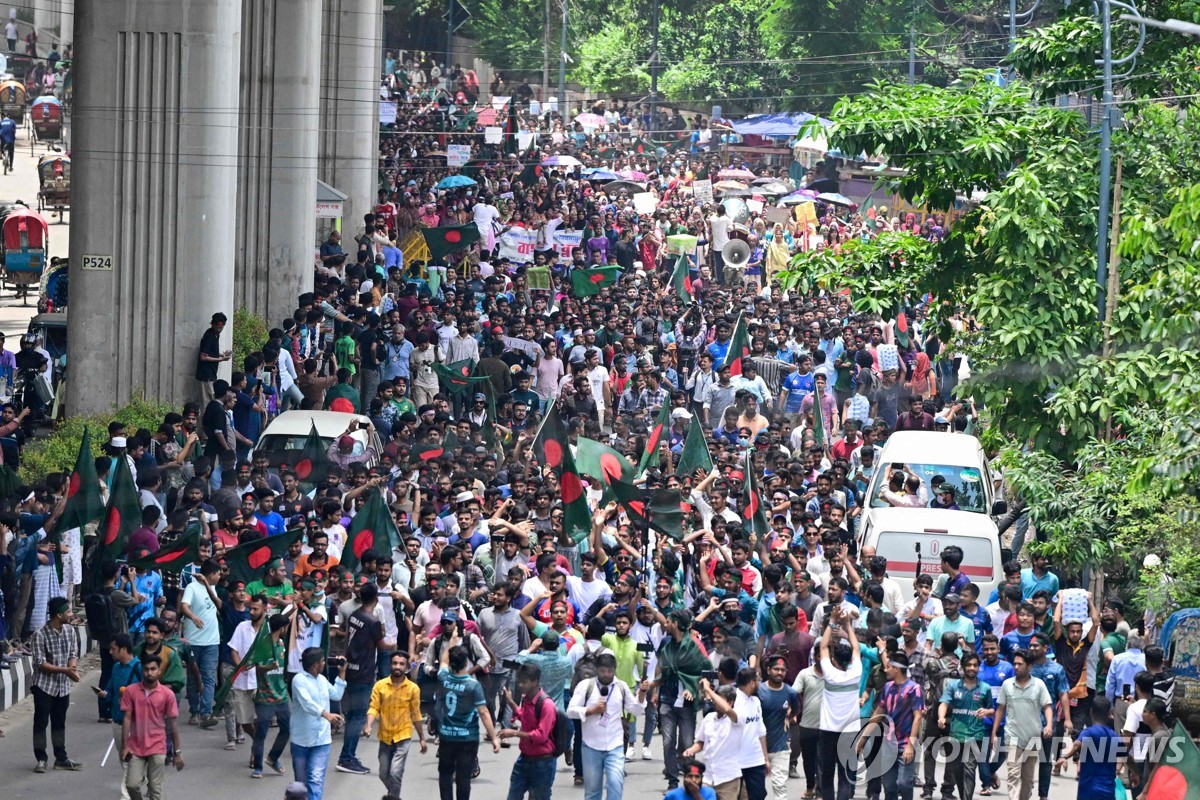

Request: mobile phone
left=636, top=642, right=655, bottom=653
left=502, top=658, right=521, bottom=670
left=701, top=670, right=718, bottom=683
left=327, top=656, right=346, bottom=667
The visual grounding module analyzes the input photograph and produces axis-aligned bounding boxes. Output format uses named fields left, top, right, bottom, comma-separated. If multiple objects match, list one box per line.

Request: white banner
left=633, top=192, right=658, bottom=215
left=498, top=229, right=583, bottom=265
left=484, top=126, right=503, bottom=144
left=380, top=101, right=398, bottom=125
left=492, top=95, right=511, bottom=111
left=446, top=144, right=472, bottom=167
left=693, top=179, right=713, bottom=205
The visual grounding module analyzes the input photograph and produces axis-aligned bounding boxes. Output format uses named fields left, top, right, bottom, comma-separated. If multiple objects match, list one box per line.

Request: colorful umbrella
left=713, top=180, right=750, bottom=194
left=618, top=169, right=648, bottom=180
left=817, top=192, right=854, bottom=206
left=542, top=154, right=583, bottom=167
left=582, top=168, right=621, bottom=181
left=718, top=167, right=757, bottom=180
left=435, top=175, right=477, bottom=190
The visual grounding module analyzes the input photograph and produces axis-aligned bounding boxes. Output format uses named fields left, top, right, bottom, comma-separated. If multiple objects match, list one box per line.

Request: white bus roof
left=876, top=431, right=986, bottom=469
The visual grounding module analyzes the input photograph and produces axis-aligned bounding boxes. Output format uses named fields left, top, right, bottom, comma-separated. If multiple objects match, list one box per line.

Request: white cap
left=671, top=408, right=693, bottom=420
left=1144, top=554, right=1162, bottom=569
left=111, top=436, right=127, bottom=448
left=360, top=280, right=374, bottom=293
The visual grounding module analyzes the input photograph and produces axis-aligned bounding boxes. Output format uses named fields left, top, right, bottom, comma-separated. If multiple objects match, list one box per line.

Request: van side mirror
left=991, top=500, right=1008, bottom=516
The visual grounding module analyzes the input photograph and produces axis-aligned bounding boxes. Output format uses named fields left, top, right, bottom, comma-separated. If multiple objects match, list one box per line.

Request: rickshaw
left=30, top=95, right=62, bottom=143
left=0, top=79, right=26, bottom=124
left=37, top=153, right=69, bottom=220
left=1, top=206, right=49, bottom=305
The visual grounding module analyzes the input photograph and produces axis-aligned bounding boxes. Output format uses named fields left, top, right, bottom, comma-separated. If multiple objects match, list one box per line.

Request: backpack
left=532, top=691, right=572, bottom=758
left=571, top=641, right=603, bottom=689
left=84, top=586, right=120, bottom=645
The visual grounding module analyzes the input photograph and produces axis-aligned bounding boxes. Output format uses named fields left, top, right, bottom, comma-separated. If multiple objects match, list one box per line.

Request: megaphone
left=722, top=239, right=751, bottom=268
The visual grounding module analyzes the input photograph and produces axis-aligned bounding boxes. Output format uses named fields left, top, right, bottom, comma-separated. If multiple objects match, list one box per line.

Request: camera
left=502, top=658, right=521, bottom=670
left=701, top=670, right=718, bottom=683
left=635, top=642, right=655, bottom=653
left=327, top=656, right=346, bottom=667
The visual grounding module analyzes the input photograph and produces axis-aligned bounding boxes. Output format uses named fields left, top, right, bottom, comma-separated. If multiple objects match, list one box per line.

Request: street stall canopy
left=731, top=112, right=833, bottom=139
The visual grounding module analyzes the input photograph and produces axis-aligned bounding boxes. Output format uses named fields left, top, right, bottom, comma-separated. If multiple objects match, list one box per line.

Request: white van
left=863, top=431, right=1005, bottom=516
left=251, top=410, right=383, bottom=471
left=859, top=506, right=1004, bottom=603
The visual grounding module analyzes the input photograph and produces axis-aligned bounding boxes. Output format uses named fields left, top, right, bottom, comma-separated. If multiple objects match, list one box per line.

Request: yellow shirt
left=368, top=676, right=423, bottom=745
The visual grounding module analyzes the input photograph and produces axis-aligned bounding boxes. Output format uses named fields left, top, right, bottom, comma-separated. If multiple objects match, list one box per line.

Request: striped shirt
left=31, top=622, right=79, bottom=696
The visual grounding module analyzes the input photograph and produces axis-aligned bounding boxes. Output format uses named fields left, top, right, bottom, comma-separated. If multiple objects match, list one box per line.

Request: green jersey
left=940, top=678, right=992, bottom=741
left=254, top=639, right=289, bottom=705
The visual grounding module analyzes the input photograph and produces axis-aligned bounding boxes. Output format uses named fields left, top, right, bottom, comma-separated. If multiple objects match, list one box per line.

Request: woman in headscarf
left=765, top=223, right=792, bottom=285
left=906, top=351, right=936, bottom=400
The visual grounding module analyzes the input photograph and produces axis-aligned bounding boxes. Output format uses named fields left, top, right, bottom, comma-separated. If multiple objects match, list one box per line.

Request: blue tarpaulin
left=731, top=112, right=833, bottom=139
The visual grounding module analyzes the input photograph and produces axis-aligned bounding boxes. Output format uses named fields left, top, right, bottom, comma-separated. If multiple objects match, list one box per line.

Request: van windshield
left=871, top=463, right=987, bottom=513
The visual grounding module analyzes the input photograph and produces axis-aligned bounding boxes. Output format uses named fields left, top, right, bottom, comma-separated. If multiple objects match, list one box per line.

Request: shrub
left=232, top=307, right=270, bottom=372
left=18, top=395, right=176, bottom=484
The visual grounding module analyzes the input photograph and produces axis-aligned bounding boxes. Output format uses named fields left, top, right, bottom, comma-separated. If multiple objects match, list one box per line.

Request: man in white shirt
left=707, top=206, right=731, bottom=284
left=585, top=349, right=611, bottom=423
left=817, top=606, right=862, bottom=800
left=568, top=553, right=611, bottom=618
left=732, top=668, right=770, bottom=800
left=227, top=596, right=267, bottom=740
left=685, top=681, right=744, bottom=798
left=568, top=653, right=645, bottom=800
left=862, top=554, right=906, bottom=615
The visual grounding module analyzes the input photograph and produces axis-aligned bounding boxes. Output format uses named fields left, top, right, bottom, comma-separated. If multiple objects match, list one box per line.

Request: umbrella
left=436, top=175, right=477, bottom=190
left=713, top=180, right=750, bottom=193
left=618, top=169, right=648, bottom=180
left=754, top=182, right=792, bottom=197
left=720, top=188, right=754, bottom=198
left=817, top=192, right=854, bottom=207
left=542, top=155, right=582, bottom=167
left=603, top=180, right=646, bottom=195
left=752, top=177, right=794, bottom=190
left=779, top=195, right=816, bottom=207
left=574, top=112, right=607, bottom=128
left=422, top=150, right=448, bottom=158
left=582, top=168, right=621, bottom=182
left=718, top=167, right=757, bottom=180
left=804, top=177, right=840, bottom=194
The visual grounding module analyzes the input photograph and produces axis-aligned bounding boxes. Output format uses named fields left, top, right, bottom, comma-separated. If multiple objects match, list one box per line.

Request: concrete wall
left=0, top=625, right=91, bottom=711
left=234, top=0, right=321, bottom=328
left=319, top=0, right=382, bottom=238
left=66, top=0, right=240, bottom=415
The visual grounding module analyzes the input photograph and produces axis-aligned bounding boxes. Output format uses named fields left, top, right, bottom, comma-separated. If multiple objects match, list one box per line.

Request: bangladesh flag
left=224, top=528, right=304, bottom=586
left=894, top=305, right=910, bottom=348
left=741, top=452, right=770, bottom=537
left=128, top=533, right=201, bottom=573
left=811, top=390, right=827, bottom=447
left=532, top=402, right=592, bottom=543
left=213, top=620, right=277, bottom=712
left=341, top=488, right=402, bottom=574
left=1142, top=722, right=1200, bottom=800
left=670, top=254, right=693, bottom=304
left=571, top=267, right=620, bottom=297
left=674, top=418, right=713, bottom=477
left=60, top=427, right=104, bottom=535
left=434, top=359, right=487, bottom=394
left=637, top=401, right=673, bottom=476
left=610, top=479, right=688, bottom=541
left=92, top=456, right=141, bottom=579
left=293, top=422, right=332, bottom=492
left=423, top=222, right=481, bottom=261
left=574, top=437, right=636, bottom=504
left=722, top=314, right=752, bottom=378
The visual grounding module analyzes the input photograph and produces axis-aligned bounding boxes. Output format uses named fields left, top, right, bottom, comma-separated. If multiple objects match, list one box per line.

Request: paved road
left=0, top=663, right=1087, bottom=800
left=0, top=110, right=68, bottom=339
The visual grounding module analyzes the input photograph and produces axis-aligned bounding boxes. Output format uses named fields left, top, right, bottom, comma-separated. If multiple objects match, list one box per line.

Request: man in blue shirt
left=664, top=758, right=717, bottom=800
left=706, top=320, right=733, bottom=365
left=1029, top=632, right=1072, bottom=799
left=1104, top=632, right=1146, bottom=703
left=977, top=634, right=1014, bottom=793
left=1021, top=553, right=1059, bottom=600
left=0, top=113, right=15, bottom=169
left=253, top=488, right=287, bottom=536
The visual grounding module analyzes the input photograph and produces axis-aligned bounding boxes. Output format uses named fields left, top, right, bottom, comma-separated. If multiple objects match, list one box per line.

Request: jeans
left=1037, top=725, right=1062, bottom=799
left=359, top=368, right=381, bottom=415
left=379, top=739, right=412, bottom=796
left=485, top=671, right=516, bottom=729
left=280, top=383, right=303, bottom=412
left=98, top=646, right=115, bottom=718
left=126, top=753, right=166, bottom=800
left=818, top=728, right=857, bottom=800
left=582, top=744, right=625, bottom=800
left=883, top=755, right=917, bottom=800
left=797, top=726, right=821, bottom=792
left=945, top=738, right=983, bottom=800
left=190, top=644, right=218, bottom=717
left=742, top=764, right=768, bottom=800
left=921, top=721, right=954, bottom=799
left=32, top=686, right=70, bottom=763
left=290, top=742, right=331, bottom=800
left=659, top=702, right=697, bottom=784
left=377, top=647, right=396, bottom=680
left=252, top=703, right=291, bottom=771
left=506, top=754, right=557, bottom=800
left=1009, top=510, right=1031, bottom=560
left=626, top=701, right=658, bottom=747
left=438, top=739, right=479, bottom=800
left=338, top=682, right=372, bottom=763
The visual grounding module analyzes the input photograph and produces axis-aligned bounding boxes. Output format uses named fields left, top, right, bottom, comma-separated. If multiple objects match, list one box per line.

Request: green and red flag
left=92, top=456, right=141, bottom=578
left=60, top=426, right=104, bottom=535
left=722, top=314, right=752, bottom=378
left=340, top=488, right=402, bottom=574
left=532, top=402, right=592, bottom=543
left=128, top=533, right=202, bottom=573
left=670, top=254, right=694, bottom=304
left=610, top=479, right=688, bottom=541
left=433, top=359, right=487, bottom=394
left=893, top=305, right=910, bottom=348
left=212, top=621, right=277, bottom=712
left=674, top=418, right=713, bottom=477
left=293, top=422, right=332, bottom=492
left=1142, top=722, right=1200, bottom=800
left=571, top=267, right=620, bottom=297
left=422, top=222, right=481, bottom=261
left=740, top=452, right=770, bottom=537
left=223, top=528, right=304, bottom=586
left=811, top=389, right=827, bottom=447
left=636, top=401, right=673, bottom=477
left=574, top=437, right=637, bottom=504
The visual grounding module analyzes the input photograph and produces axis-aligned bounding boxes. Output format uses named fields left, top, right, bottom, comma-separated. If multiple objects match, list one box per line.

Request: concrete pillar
left=319, top=0, right=382, bottom=237
left=235, top=0, right=321, bottom=327
left=66, top=0, right=240, bottom=416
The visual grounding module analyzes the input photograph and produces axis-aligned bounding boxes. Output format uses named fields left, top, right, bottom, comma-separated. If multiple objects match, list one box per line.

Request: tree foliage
left=779, top=231, right=937, bottom=314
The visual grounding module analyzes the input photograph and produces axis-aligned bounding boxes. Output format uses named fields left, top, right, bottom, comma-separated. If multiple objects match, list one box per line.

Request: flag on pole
left=340, top=489, right=402, bottom=574
left=212, top=622, right=277, bottom=712
left=433, top=359, right=487, bottom=394
left=223, top=529, right=305, bottom=586
left=670, top=254, right=694, bottom=304
left=293, top=422, right=332, bottom=493
left=894, top=305, right=911, bottom=348
left=91, top=456, right=140, bottom=579
left=532, top=402, right=592, bottom=543
left=570, top=267, right=620, bottom=297
left=574, top=437, right=637, bottom=503
left=422, top=222, right=482, bottom=261
left=741, top=452, right=770, bottom=537
left=128, top=533, right=202, bottom=573
left=610, top=479, right=688, bottom=541
left=60, top=427, right=104, bottom=534
left=637, top=402, right=673, bottom=476
left=1142, top=721, right=1200, bottom=800
left=674, top=419, right=714, bottom=477
left=722, top=314, right=752, bottom=378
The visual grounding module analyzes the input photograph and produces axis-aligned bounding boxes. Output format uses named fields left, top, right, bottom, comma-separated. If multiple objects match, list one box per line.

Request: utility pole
left=1095, top=0, right=1114, bottom=320
left=543, top=0, right=551, bottom=102
left=557, top=0, right=568, bottom=119
left=908, top=0, right=915, bottom=84
left=650, top=0, right=660, bottom=136
left=446, top=0, right=454, bottom=72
